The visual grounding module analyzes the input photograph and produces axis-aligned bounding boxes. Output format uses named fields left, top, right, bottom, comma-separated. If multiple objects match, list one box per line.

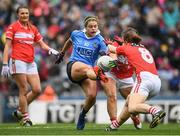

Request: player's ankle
left=111, top=119, right=120, bottom=128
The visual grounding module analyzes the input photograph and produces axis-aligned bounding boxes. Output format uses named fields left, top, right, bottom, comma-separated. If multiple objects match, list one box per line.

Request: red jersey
left=6, top=21, right=42, bottom=63
left=116, top=43, right=158, bottom=75
left=110, top=41, right=134, bottom=79
left=110, top=56, right=134, bottom=79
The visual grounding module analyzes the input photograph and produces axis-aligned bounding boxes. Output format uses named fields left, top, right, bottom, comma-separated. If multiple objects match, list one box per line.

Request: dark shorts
left=66, top=61, right=88, bottom=85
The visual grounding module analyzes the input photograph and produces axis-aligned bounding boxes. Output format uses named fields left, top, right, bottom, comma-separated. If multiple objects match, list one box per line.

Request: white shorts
left=106, top=72, right=134, bottom=89
left=131, top=71, right=161, bottom=99
left=9, top=58, right=38, bottom=75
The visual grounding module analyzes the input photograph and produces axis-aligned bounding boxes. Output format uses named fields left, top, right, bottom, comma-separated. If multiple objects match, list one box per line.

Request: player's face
left=86, top=20, right=98, bottom=37
left=18, top=8, right=29, bottom=24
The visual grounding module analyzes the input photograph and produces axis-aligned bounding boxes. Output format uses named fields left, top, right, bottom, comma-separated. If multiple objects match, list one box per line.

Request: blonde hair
left=84, top=16, right=99, bottom=27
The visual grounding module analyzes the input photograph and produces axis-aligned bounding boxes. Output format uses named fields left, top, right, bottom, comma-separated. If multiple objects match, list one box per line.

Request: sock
left=148, top=106, right=160, bottom=115
left=110, top=117, right=116, bottom=121
left=22, top=112, right=29, bottom=122
left=110, top=118, right=119, bottom=128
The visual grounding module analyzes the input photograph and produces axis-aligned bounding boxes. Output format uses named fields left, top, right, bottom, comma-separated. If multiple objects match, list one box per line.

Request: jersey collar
left=17, top=20, right=31, bottom=29
left=82, top=28, right=100, bottom=39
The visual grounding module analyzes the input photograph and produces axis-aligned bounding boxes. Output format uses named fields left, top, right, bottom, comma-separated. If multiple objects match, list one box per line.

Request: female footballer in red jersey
left=106, top=27, right=166, bottom=130
left=1, top=6, right=59, bottom=126
left=102, top=38, right=142, bottom=130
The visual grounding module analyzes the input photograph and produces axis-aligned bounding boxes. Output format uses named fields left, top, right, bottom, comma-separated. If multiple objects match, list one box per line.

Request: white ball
left=97, top=55, right=114, bottom=72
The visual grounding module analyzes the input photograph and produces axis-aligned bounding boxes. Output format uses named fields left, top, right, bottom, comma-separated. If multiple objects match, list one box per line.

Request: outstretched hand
left=55, top=52, right=65, bottom=64
left=48, top=48, right=59, bottom=55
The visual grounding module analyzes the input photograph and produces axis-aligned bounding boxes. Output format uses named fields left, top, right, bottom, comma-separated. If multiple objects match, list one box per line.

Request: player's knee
left=32, top=87, right=41, bottom=96
left=107, top=94, right=117, bottom=103
left=128, top=104, right=137, bottom=114
left=87, top=93, right=96, bottom=103
left=83, top=66, right=91, bottom=74
left=18, top=83, right=28, bottom=89
left=88, top=93, right=96, bottom=99
left=19, top=85, right=28, bottom=95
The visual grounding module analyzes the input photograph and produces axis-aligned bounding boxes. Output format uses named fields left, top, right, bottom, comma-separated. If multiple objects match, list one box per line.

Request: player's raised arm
left=55, top=38, right=72, bottom=64
left=61, top=38, right=72, bottom=53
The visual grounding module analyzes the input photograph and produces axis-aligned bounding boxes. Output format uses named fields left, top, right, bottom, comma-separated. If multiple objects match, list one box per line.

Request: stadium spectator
left=162, top=2, right=179, bottom=33
left=1, top=6, right=59, bottom=126
left=55, top=16, right=109, bottom=130
left=106, top=27, right=166, bottom=130
left=169, top=69, right=180, bottom=92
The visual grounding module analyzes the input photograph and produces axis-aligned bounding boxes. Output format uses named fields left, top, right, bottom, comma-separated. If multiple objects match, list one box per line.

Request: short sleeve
left=98, top=35, right=108, bottom=53
left=112, top=41, right=119, bottom=47
left=116, top=46, right=125, bottom=55
left=33, top=26, right=42, bottom=42
left=70, top=30, right=77, bottom=41
left=6, top=24, right=14, bottom=40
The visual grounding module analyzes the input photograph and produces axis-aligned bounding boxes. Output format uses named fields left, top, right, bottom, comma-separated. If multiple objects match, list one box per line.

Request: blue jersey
left=69, top=30, right=107, bottom=66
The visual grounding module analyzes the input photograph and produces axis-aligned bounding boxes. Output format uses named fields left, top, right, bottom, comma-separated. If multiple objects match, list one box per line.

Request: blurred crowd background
left=0, top=0, right=180, bottom=98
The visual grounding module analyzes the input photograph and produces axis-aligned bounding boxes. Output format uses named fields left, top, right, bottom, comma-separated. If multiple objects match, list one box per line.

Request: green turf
left=0, top=123, right=179, bottom=135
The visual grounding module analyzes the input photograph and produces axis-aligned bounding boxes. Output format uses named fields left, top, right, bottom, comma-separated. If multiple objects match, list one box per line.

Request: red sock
left=148, top=107, right=160, bottom=115
left=22, top=112, right=29, bottom=121
left=111, top=118, right=119, bottom=128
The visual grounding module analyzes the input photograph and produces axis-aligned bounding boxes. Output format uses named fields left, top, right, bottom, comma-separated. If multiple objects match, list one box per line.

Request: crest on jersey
left=84, top=42, right=89, bottom=46
left=93, top=42, right=98, bottom=48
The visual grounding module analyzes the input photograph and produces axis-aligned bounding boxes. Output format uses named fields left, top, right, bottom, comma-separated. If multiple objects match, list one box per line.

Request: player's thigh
left=119, top=86, right=132, bottom=99
left=101, top=77, right=117, bottom=97
left=27, top=74, right=41, bottom=92
left=71, top=61, right=91, bottom=81
left=81, top=79, right=97, bottom=98
left=129, top=80, right=149, bottom=105
left=13, top=74, right=28, bottom=92
left=128, top=93, right=147, bottom=107
left=117, top=77, right=134, bottom=98
left=25, top=61, right=41, bottom=92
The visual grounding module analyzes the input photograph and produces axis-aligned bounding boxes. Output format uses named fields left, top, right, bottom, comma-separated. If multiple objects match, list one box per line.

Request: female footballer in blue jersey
left=55, top=16, right=117, bottom=130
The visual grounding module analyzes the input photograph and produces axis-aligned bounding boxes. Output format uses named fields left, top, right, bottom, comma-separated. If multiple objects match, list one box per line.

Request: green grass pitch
left=0, top=123, right=179, bottom=135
